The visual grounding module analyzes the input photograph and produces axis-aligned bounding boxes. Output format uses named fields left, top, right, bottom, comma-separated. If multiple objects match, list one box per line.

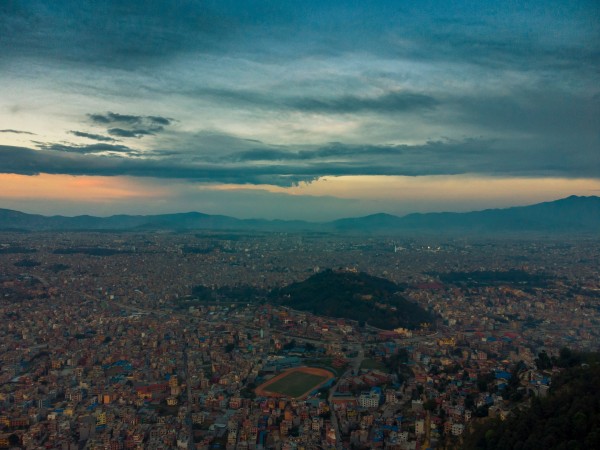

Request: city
left=1, top=232, right=598, bottom=449
left=2, top=0, right=599, bottom=448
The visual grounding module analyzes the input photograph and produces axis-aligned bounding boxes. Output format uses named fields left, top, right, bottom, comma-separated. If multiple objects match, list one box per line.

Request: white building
left=452, top=423, right=464, bottom=436
left=358, top=391, right=380, bottom=408
left=415, top=419, right=425, bottom=435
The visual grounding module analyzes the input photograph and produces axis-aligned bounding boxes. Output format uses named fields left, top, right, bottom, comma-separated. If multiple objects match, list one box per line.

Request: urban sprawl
left=0, top=232, right=598, bottom=449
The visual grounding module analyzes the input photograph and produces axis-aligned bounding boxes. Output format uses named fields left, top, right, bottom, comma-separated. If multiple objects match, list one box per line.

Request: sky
left=1, top=0, right=599, bottom=221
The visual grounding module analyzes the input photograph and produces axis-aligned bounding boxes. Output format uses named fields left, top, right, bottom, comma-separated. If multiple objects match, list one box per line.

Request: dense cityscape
left=0, top=231, right=598, bottom=449
left=3, top=0, right=599, bottom=448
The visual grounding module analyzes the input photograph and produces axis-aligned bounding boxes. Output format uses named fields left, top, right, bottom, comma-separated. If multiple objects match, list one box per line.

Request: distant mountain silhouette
left=332, top=195, right=600, bottom=233
left=1, top=195, right=599, bottom=234
left=392, top=195, right=600, bottom=233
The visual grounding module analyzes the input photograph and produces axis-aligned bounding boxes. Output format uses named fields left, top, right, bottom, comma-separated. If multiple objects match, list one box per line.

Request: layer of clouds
left=0, top=129, right=36, bottom=135
left=1, top=1, right=597, bottom=74
left=193, top=88, right=439, bottom=114
left=1, top=1, right=598, bottom=202
left=69, top=131, right=116, bottom=142
left=2, top=130, right=598, bottom=187
left=36, top=142, right=139, bottom=155
left=88, top=112, right=172, bottom=127
left=85, top=112, right=174, bottom=139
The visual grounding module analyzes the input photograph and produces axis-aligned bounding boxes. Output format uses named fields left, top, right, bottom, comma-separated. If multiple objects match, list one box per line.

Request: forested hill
left=275, top=269, right=433, bottom=330
left=463, top=354, right=600, bottom=449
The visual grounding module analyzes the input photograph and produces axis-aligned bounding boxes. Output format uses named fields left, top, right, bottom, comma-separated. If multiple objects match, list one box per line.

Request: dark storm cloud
left=0, top=129, right=36, bottom=135
left=69, top=131, right=116, bottom=142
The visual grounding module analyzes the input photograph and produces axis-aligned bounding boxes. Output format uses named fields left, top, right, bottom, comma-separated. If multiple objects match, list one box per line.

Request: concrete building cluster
left=0, top=232, right=598, bottom=448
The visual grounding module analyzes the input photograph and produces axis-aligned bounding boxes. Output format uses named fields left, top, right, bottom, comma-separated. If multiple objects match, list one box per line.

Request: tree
left=283, top=339, right=296, bottom=351
left=424, top=399, right=437, bottom=411
left=463, top=362, right=600, bottom=449
left=473, top=405, right=489, bottom=418
left=535, top=351, right=552, bottom=370
left=465, top=393, right=476, bottom=410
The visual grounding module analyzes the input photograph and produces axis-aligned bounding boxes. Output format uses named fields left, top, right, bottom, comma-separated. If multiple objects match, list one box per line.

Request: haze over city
left=1, top=1, right=599, bottom=220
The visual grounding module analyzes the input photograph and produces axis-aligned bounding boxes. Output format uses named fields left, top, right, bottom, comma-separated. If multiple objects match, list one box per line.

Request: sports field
left=255, top=367, right=334, bottom=399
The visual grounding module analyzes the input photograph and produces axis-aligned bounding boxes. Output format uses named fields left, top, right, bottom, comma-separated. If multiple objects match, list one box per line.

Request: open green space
left=264, top=371, right=329, bottom=398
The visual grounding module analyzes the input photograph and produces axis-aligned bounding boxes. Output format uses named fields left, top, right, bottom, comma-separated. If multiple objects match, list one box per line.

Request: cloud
left=0, top=0, right=596, bottom=90
left=36, top=142, right=138, bottom=155
left=107, top=128, right=156, bottom=138
left=0, top=129, right=36, bottom=135
left=69, top=131, right=116, bottom=142
left=192, top=87, right=438, bottom=115
left=86, top=112, right=173, bottom=139
left=0, top=144, right=308, bottom=185
left=2, top=131, right=598, bottom=189
left=447, top=88, right=600, bottom=138
left=88, top=112, right=172, bottom=127
left=147, top=116, right=171, bottom=126
left=0, top=1, right=233, bottom=68
left=289, top=91, right=438, bottom=114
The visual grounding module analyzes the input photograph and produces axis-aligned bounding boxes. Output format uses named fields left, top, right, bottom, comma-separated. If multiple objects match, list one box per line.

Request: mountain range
left=1, top=195, right=599, bottom=234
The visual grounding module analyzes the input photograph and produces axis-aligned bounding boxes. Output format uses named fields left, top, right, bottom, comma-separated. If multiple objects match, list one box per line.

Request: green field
left=264, top=371, right=329, bottom=398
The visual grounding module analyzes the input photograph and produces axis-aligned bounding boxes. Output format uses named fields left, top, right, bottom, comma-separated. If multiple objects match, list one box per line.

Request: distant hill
left=1, top=195, right=599, bottom=234
left=275, top=269, right=433, bottom=330
left=0, top=209, right=310, bottom=232
left=393, top=195, right=600, bottom=233
left=331, top=195, right=600, bottom=233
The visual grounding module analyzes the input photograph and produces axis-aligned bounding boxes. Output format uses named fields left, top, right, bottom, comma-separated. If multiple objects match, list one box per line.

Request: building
left=358, top=390, right=380, bottom=408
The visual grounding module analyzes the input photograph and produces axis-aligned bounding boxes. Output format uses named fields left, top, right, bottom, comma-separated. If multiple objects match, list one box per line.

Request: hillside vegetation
left=463, top=356, right=600, bottom=450
left=275, top=269, right=433, bottom=330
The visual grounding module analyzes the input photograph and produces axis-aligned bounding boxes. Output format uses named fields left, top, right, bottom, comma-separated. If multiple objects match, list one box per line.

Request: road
left=350, top=346, right=364, bottom=375
left=327, top=372, right=345, bottom=450
left=183, top=343, right=194, bottom=450
left=325, top=343, right=364, bottom=450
